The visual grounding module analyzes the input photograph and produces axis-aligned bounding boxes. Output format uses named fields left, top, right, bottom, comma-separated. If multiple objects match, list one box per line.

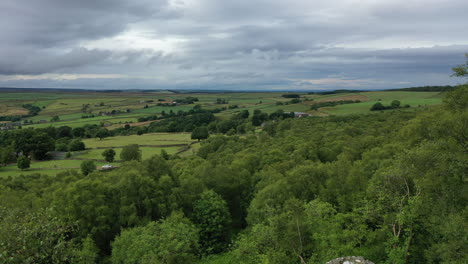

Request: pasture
left=76, top=146, right=182, bottom=161
left=322, top=91, right=443, bottom=115
left=0, top=160, right=109, bottom=177
left=0, top=89, right=447, bottom=178
left=82, top=133, right=193, bottom=148
left=0, top=89, right=446, bottom=129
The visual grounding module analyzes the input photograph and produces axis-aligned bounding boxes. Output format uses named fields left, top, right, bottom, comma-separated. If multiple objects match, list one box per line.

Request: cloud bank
left=1, top=0, right=467, bottom=90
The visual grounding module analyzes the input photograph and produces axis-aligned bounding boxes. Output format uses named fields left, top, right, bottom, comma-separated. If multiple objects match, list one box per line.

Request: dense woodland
left=0, top=62, right=467, bottom=263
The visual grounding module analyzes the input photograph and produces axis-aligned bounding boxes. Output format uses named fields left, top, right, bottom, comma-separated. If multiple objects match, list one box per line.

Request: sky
left=0, top=0, right=467, bottom=91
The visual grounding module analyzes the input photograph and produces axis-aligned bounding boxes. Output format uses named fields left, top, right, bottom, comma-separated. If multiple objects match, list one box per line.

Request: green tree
left=81, top=160, right=96, bottom=175
left=96, top=128, right=110, bottom=140
left=102, top=149, right=116, bottom=162
left=0, top=145, right=16, bottom=166
left=443, top=85, right=468, bottom=112
left=30, top=132, right=55, bottom=160
left=191, top=126, right=209, bottom=141
left=17, top=156, right=30, bottom=170
left=73, top=235, right=99, bottom=264
left=69, top=139, right=86, bottom=151
left=391, top=100, right=401, bottom=108
left=72, top=127, right=86, bottom=138
left=112, top=212, right=199, bottom=264
left=160, top=149, right=170, bottom=160
left=252, top=110, right=268, bottom=126
left=50, top=115, right=60, bottom=122
left=120, top=144, right=141, bottom=162
left=192, top=190, right=231, bottom=255
left=51, top=167, right=162, bottom=252
left=0, top=208, right=76, bottom=264
left=370, top=102, right=385, bottom=111
left=56, top=126, right=72, bottom=138
left=55, top=142, right=68, bottom=151
left=451, top=53, right=468, bottom=77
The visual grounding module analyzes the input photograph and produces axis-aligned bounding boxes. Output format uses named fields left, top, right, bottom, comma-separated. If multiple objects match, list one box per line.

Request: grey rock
left=325, top=256, right=375, bottom=264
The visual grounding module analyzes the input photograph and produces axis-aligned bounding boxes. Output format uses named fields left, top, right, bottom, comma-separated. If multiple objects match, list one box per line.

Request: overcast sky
left=0, top=0, right=467, bottom=90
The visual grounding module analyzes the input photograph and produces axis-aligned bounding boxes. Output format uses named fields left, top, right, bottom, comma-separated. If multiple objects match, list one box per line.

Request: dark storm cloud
left=0, top=0, right=176, bottom=75
left=0, top=0, right=174, bottom=48
left=0, top=0, right=467, bottom=89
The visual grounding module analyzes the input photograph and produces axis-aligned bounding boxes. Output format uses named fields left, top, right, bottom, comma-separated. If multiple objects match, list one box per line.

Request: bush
left=370, top=102, right=385, bottom=111
left=17, top=156, right=30, bottom=170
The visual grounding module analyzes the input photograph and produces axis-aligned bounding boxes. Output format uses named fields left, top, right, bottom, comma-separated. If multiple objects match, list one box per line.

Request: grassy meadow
left=0, top=89, right=446, bottom=178
left=0, top=130, right=196, bottom=178
left=0, top=89, right=445, bottom=128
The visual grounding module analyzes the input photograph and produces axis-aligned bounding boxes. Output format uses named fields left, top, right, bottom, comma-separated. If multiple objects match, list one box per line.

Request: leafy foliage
left=16, top=156, right=30, bottom=170
left=192, top=190, right=231, bottom=255
left=80, top=160, right=96, bottom=175
left=191, top=126, right=209, bottom=141
left=0, top=77, right=466, bottom=263
left=112, top=212, right=199, bottom=264
left=69, top=139, right=86, bottom=151
left=102, top=149, right=116, bottom=162
left=120, top=144, right=142, bottom=162
left=0, top=208, right=76, bottom=264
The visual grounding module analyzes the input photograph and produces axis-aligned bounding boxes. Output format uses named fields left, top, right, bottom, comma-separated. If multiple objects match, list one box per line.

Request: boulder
left=325, top=256, right=374, bottom=264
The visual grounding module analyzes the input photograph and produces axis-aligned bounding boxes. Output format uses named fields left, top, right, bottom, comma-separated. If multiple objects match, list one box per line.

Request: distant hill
left=308, top=89, right=364, bottom=95
left=386, top=85, right=456, bottom=92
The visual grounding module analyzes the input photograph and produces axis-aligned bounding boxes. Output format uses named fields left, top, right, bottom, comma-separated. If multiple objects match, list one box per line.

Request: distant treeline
left=308, top=89, right=364, bottom=95
left=281, top=94, right=301, bottom=98
left=0, top=116, right=22, bottom=122
left=388, top=85, right=456, bottom=92
left=137, top=106, right=225, bottom=123
left=370, top=100, right=409, bottom=111
left=22, top=104, right=42, bottom=116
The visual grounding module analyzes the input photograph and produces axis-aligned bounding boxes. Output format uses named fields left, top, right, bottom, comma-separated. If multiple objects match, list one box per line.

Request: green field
left=76, top=146, right=182, bottom=160
left=82, top=133, right=193, bottom=148
left=0, top=90, right=447, bottom=130
left=0, top=131, right=196, bottom=178
left=0, top=89, right=447, bottom=178
left=322, top=91, right=443, bottom=115
left=0, top=142, right=188, bottom=178
left=0, top=159, right=109, bottom=177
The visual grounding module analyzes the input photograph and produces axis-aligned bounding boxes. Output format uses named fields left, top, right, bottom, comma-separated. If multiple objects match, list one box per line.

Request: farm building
left=0, top=122, right=21, bottom=130
left=101, top=164, right=114, bottom=170
left=293, top=112, right=310, bottom=118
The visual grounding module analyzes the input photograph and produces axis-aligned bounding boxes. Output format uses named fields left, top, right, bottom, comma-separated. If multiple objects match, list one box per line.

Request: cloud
left=0, top=0, right=467, bottom=90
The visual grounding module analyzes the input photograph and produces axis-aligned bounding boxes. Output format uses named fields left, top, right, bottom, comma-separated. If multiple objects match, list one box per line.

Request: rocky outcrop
left=325, top=256, right=374, bottom=264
